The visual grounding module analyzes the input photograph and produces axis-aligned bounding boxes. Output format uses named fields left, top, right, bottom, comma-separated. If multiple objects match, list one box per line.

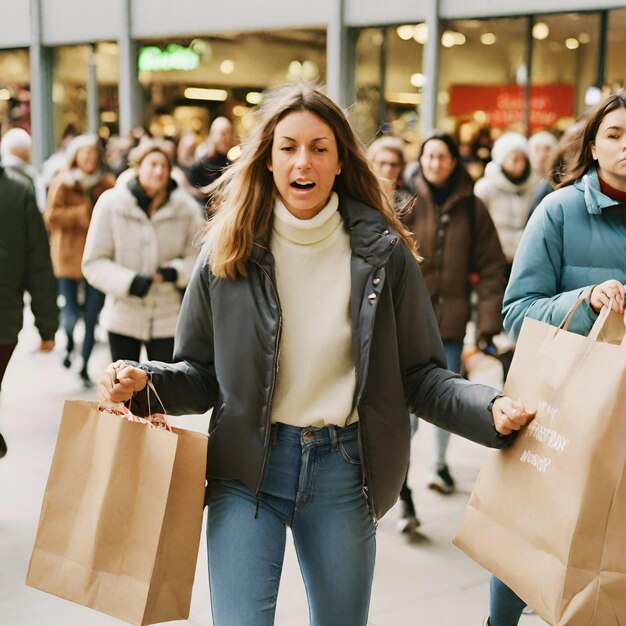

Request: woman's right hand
left=589, top=280, right=625, bottom=315
left=98, top=361, right=148, bottom=403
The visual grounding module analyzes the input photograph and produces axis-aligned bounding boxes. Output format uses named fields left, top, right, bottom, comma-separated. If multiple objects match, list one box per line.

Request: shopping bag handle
left=587, top=297, right=626, bottom=346
left=558, top=290, right=589, bottom=331
left=145, top=380, right=167, bottom=417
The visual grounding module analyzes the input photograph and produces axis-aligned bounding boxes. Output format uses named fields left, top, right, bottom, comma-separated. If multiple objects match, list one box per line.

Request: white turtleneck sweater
left=270, top=192, right=358, bottom=428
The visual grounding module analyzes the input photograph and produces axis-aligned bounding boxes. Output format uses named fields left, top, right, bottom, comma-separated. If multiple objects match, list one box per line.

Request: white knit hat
left=490, top=132, right=528, bottom=167
left=528, top=130, right=557, bottom=152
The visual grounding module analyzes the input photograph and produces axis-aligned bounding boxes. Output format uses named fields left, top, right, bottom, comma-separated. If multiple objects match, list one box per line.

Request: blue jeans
left=206, top=422, right=376, bottom=626
left=435, top=340, right=464, bottom=465
left=58, top=278, right=105, bottom=365
left=489, top=576, right=526, bottom=626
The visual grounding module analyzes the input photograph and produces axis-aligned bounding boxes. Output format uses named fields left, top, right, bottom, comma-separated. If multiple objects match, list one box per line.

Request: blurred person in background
left=527, top=130, right=557, bottom=184
left=484, top=89, right=626, bottom=626
left=105, top=135, right=132, bottom=179
left=527, top=118, right=587, bottom=219
left=0, top=165, right=58, bottom=458
left=367, top=136, right=413, bottom=211
left=189, top=116, right=235, bottom=192
left=1, top=127, right=45, bottom=209
left=45, top=134, right=115, bottom=388
left=176, top=131, right=199, bottom=181
left=96, top=84, right=534, bottom=626
left=474, top=132, right=533, bottom=272
left=40, top=123, right=79, bottom=191
left=82, top=140, right=200, bottom=363
left=402, top=131, right=507, bottom=502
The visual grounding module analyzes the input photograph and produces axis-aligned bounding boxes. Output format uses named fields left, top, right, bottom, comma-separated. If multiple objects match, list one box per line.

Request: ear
left=336, top=163, right=342, bottom=175
left=590, top=142, right=597, bottom=161
left=267, top=160, right=273, bottom=172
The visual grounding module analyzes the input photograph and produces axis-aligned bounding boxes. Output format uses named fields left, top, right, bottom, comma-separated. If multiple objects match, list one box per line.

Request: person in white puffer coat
left=474, top=132, right=533, bottom=268
left=82, top=140, right=201, bottom=363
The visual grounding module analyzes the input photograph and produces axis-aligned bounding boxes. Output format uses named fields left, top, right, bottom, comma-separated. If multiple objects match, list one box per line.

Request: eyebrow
left=603, top=125, right=624, bottom=131
left=278, top=136, right=331, bottom=142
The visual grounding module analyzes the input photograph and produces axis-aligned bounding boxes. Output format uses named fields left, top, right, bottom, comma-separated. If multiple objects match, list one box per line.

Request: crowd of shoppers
left=1, top=78, right=623, bottom=626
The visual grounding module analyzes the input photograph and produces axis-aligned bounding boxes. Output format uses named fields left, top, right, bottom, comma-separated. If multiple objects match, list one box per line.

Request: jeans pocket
left=338, top=436, right=361, bottom=465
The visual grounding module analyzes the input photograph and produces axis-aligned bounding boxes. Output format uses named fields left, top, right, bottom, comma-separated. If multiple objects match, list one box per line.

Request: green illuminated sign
left=138, top=44, right=200, bottom=72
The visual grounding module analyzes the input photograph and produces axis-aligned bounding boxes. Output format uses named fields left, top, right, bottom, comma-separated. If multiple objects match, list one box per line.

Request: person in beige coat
left=82, top=140, right=201, bottom=363
left=45, top=134, right=115, bottom=387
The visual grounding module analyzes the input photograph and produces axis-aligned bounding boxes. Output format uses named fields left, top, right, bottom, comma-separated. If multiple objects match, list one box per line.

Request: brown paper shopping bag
left=453, top=299, right=626, bottom=626
left=26, top=398, right=208, bottom=626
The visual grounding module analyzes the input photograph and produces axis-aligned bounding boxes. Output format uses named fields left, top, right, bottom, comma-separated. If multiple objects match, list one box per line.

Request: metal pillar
left=421, top=0, right=440, bottom=135
left=326, top=0, right=351, bottom=109
left=118, top=0, right=142, bottom=136
left=87, top=45, right=99, bottom=134
left=29, top=0, right=54, bottom=168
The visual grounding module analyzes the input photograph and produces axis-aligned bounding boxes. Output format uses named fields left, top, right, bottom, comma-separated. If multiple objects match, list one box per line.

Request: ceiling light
left=453, top=32, right=466, bottom=45
left=441, top=31, right=457, bottom=48
left=565, top=38, right=580, bottom=49
left=480, top=32, right=496, bottom=45
left=246, top=92, right=263, bottom=105
left=410, top=73, right=425, bottom=88
left=396, top=25, right=415, bottom=41
left=413, top=24, right=428, bottom=44
left=184, top=87, right=228, bottom=101
left=532, top=22, right=550, bottom=40
left=578, top=32, right=590, bottom=44
left=220, top=60, right=235, bottom=75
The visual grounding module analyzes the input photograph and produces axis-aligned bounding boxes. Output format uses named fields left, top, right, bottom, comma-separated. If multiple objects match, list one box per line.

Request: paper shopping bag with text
left=453, top=302, right=626, bottom=626
left=26, top=399, right=208, bottom=626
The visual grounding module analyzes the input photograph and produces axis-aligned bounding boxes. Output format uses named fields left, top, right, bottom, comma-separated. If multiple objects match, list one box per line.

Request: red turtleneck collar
left=599, top=175, right=626, bottom=203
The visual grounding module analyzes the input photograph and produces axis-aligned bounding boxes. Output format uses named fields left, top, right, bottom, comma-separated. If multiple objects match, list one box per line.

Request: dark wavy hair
left=558, top=89, right=626, bottom=188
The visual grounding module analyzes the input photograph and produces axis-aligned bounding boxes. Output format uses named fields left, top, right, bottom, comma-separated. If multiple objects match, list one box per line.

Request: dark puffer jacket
left=0, top=166, right=58, bottom=343
left=405, top=168, right=507, bottom=341
left=133, top=194, right=513, bottom=520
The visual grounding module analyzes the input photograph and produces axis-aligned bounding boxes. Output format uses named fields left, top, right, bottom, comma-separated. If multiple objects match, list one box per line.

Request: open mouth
left=290, top=180, right=316, bottom=190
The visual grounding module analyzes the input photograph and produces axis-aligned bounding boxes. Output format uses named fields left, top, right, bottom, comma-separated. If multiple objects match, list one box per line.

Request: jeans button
left=303, top=430, right=313, bottom=442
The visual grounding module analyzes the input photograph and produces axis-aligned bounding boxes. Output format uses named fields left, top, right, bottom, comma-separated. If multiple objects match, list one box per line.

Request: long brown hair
left=203, top=83, right=418, bottom=279
left=558, top=89, right=626, bottom=188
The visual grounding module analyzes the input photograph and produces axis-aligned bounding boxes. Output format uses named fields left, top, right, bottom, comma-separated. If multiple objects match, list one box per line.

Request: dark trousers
left=0, top=342, right=17, bottom=392
left=108, top=332, right=174, bottom=363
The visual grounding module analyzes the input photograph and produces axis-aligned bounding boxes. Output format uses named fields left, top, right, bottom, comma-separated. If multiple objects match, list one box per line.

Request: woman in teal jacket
left=485, top=90, right=626, bottom=625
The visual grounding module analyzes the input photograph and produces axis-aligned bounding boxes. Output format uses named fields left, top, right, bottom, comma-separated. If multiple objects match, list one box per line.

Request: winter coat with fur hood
left=82, top=182, right=201, bottom=341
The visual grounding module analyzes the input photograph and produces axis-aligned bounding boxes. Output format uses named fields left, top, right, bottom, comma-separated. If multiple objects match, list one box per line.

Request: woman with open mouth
left=98, top=84, right=534, bottom=626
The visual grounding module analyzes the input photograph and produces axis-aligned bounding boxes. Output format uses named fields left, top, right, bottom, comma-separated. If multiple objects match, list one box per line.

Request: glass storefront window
left=530, top=12, right=600, bottom=127
left=606, top=8, right=626, bottom=92
left=0, top=49, right=30, bottom=134
left=353, top=28, right=384, bottom=146
left=437, top=18, right=528, bottom=141
left=353, top=25, right=425, bottom=151
left=96, top=42, right=120, bottom=139
left=137, top=29, right=326, bottom=139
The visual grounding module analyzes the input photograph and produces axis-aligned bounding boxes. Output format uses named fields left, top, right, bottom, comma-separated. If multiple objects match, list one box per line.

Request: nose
left=295, top=147, right=311, bottom=170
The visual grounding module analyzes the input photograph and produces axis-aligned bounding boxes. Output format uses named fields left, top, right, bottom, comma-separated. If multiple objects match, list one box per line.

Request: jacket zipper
left=252, top=260, right=283, bottom=517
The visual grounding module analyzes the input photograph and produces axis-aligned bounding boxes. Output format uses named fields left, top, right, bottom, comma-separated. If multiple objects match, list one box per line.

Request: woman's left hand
left=492, top=397, right=535, bottom=436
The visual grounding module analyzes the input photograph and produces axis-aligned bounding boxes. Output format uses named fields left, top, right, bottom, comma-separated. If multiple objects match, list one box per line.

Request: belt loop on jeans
left=328, top=424, right=339, bottom=452
left=271, top=423, right=279, bottom=446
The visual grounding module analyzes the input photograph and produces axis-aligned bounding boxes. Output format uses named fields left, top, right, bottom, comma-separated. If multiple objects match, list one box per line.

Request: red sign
left=449, top=84, right=574, bottom=130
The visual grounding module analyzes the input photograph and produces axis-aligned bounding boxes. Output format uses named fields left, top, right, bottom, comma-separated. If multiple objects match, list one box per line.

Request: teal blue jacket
left=503, top=167, right=626, bottom=341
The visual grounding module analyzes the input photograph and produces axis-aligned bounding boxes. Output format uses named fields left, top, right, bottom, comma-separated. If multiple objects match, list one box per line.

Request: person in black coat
left=0, top=166, right=58, bottom=457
